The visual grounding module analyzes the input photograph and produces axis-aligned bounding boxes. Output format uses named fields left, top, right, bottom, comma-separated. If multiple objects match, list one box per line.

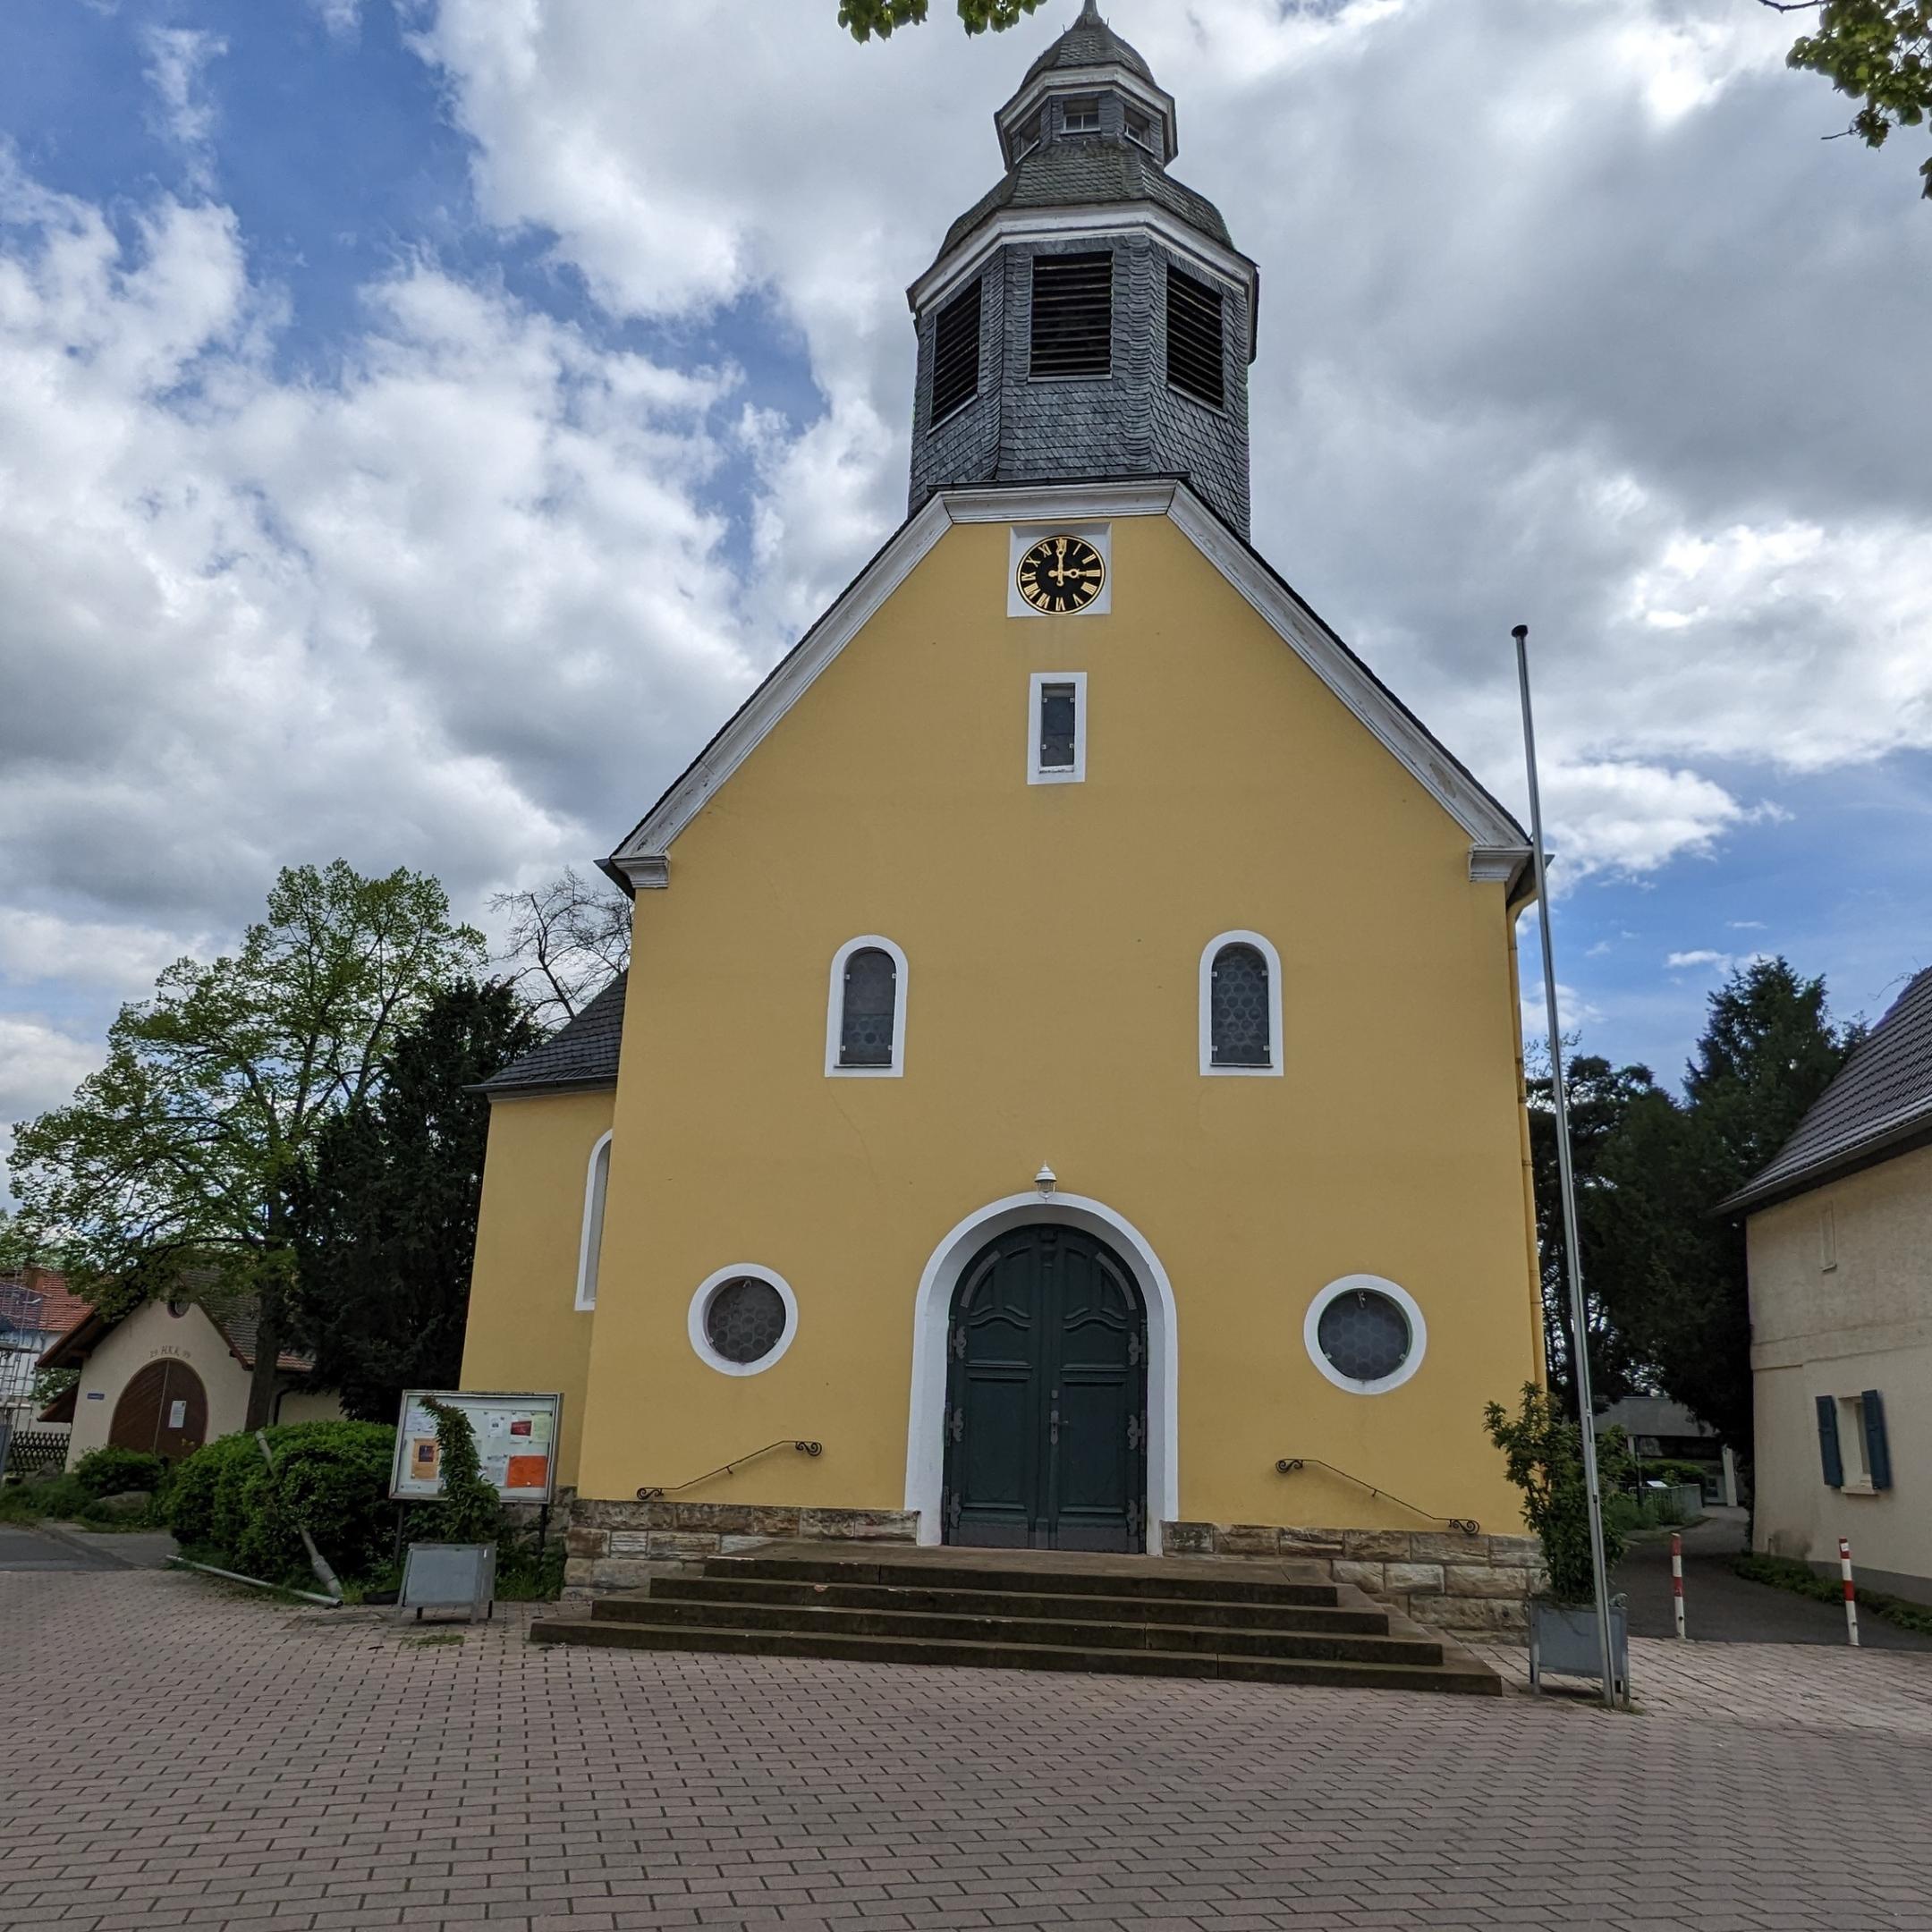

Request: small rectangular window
left=1028, top=672, right=1086, bottom=784
left=929, top=279, right=982, bottom=426
left=1039, top=683, right=1077, bottom=768
left=1124, top=107, right=1156, bottom=153
left=1030, top=252, right=1113, bottom=378
left=1819, top=1201, right=1837, bottom=1272
left=1062, top=97, right=1100, bottom=133
left=1165, top=264, right=1225, bottom=408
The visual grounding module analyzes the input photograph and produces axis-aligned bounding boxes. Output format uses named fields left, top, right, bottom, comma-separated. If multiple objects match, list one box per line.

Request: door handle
left=1049, top=1403, right=1060, bottom=1445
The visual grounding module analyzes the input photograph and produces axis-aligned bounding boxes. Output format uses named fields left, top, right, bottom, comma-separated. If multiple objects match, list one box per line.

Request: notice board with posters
left=389, top=1390, right=563, bottom=1504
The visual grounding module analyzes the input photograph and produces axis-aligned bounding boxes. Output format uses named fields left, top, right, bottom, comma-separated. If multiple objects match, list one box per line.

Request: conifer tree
left=289, top=981, right=539, bottom=1422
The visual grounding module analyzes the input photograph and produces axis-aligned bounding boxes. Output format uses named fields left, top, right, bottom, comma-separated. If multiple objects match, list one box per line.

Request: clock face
left=1015, top=533, right=1106, bottom=614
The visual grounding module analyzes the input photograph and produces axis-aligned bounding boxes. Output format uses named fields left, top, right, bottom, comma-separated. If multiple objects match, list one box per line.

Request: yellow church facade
left=462, top=7, right=1544, bottom=1606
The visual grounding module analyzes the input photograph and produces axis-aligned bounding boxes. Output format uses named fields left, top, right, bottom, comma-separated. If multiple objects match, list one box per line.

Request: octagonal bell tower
left=906, top=1, right=1258, bottom=535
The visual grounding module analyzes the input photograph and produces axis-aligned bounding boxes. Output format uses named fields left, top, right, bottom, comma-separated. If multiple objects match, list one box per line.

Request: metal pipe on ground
left=166, top=1555, right=341, bottom=1606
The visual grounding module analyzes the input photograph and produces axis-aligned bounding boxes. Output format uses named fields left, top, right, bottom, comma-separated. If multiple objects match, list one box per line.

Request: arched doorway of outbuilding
left=907, top=1191, right=1178, bottom=1554
left=110, top=1359, right=208, bottom=1461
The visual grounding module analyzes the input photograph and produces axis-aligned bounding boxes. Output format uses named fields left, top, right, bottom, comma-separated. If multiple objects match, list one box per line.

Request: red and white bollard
left=1840, top=1535, right=1860, bottom=1648
left=1671, top=1532, right=1686, bottom=1640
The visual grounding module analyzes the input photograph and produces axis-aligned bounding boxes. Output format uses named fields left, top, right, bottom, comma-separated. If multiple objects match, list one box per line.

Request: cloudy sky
left=2, top=0, right=1929, bottom=1174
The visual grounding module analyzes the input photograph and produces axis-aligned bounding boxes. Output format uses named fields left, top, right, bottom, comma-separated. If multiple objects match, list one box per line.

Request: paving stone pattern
left=5, top=1569, right=1932, bottom=1932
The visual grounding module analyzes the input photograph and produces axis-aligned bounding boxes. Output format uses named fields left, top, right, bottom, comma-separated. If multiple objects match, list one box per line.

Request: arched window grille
left=1210, top=944, right=1270, bottom=1066
left=1199, top=933, right=1283, bottom=1076
left=826, top=950, right=892, bottom=1073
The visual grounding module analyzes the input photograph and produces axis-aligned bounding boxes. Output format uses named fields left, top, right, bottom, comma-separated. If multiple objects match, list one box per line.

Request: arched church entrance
left=110, top=1360, right=208, bottom=1461
left=942, top=1223, right=1147, bottom=1552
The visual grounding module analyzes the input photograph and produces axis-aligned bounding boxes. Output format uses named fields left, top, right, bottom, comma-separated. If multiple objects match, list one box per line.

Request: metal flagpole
left=1512, top=623, right=1619, bottom=1708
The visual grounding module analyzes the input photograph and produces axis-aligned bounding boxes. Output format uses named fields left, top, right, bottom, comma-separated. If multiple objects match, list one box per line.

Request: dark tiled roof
left=213, top=1305, right=314, bottom=1375
left=1022, top=4, right=1153, bottom=85
left=1723, top=966, right=1932, bottom=1213
left=937, top=138, right=1231, bottom=262
left=478, top=972, right=626, bottom=1097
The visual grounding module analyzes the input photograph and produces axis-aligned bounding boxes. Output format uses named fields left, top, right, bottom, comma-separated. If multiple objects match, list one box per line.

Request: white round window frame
left=1304, top=1275, right=1426, bottom=1395
left=688, top=1265, right=800, bottom=1377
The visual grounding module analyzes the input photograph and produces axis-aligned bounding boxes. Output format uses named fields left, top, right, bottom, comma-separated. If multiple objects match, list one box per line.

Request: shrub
left=72, top=1445, right=169, bottom=1500
left=0, top=1475, right=91, bottom=1523
left=1486, top=1384, right=1634, bottom=1605
left=169, top=1421, right=397, bottom=1586
left=411, top=1400, right=501, bottom=1546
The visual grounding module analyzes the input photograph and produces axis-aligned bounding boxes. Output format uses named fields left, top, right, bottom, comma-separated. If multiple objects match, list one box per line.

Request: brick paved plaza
left=5, top=1568, right=1932, bottom=1932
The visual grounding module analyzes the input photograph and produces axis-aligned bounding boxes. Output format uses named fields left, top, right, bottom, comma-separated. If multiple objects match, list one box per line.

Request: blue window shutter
left=1816, top=1396, right=1843, bottom=1488
left=1861, top=1391, right=1893, bottom=1491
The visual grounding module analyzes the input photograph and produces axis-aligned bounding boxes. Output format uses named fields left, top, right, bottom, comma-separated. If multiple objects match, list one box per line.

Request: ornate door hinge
left=1126, top=1412, right=1145, bottom=1452
left=945, top=1488, right=962, bottom=1533
left=947, top=1405, right=964, bottom=1444
left=950, top=1324, right=967, bottom=1360
left=1128, top=1329, right=1145, bottom=1367
left=1125, top=1500, right=1142, bottom=1544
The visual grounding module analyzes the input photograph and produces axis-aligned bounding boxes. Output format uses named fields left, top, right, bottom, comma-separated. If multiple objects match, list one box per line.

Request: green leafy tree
left=840, top=0, right=1045, bottom=39
left=1596, top=957, right=1859, bottom=1458
left=8, top=862, right=485, bottom=1431
left=1525, top=1048, right=1660, bottom=1413
left=1762, top=0, right=1932, bottom=199
left=289, top=980, right=540, bottom=1422
left=1485, top=1385, right=1634, bottom=1604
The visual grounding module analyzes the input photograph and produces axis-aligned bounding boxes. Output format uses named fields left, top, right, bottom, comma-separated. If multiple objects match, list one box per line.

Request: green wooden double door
left=943, top=1224, right=1148, bottom=1553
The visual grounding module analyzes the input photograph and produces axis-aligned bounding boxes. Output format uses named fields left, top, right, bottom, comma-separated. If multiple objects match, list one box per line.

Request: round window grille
left=1317, top=1288, right=1410, bottom=1384
left=1304, top=1275, right=1425, bottom=1394
left=704, top=1277, right=788, bottom=1366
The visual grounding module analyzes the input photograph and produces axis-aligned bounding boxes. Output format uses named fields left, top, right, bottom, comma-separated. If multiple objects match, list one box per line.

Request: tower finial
left=1077, top=0, right=1104, bottom=21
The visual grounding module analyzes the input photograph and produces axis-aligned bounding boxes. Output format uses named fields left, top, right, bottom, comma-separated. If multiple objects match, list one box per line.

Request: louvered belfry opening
left=1165, top=264, right=1224, bottom=408
left=929, top=278, right=982, bottom=426
left=1030, top=252, right=1114, bottom=377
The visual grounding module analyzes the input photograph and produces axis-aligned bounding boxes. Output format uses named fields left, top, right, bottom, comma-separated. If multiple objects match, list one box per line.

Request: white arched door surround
left=906, top=1191, right=1179, bottom=1553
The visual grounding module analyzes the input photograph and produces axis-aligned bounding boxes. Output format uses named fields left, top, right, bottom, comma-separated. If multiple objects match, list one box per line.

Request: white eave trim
left=908, top=206, right=1259, bottom=360
left=609, top=482, right=1527, bottom=880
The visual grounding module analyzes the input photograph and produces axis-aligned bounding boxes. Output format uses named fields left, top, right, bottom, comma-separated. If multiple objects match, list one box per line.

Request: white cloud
left=140, top=28, right=227, bottom=190
left=0, top=164, right=758, bottom=945
left=0, top=913, right=201, bottom=993
left=1665, top=949, right=1729, bottom=970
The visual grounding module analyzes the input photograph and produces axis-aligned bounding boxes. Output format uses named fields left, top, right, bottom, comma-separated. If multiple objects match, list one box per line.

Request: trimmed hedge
left=168, top=1421, right=398, bottom=1587
left=72, top=1445, right=170, bottom=1499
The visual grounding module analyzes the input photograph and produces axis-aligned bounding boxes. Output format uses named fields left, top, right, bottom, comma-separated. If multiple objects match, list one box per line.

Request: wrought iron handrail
left=1275, top=1456, right=1479, bottom=1536
left=636, top=1439, right=822, bottom=1502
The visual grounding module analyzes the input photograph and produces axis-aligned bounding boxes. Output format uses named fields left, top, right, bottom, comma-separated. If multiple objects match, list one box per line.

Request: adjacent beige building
left=40, top=1297, right=342, bottom=1468
left=1727, top=968, right=1932, bottom=1605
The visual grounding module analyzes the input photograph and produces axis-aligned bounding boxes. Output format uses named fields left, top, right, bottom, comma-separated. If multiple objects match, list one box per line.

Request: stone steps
left=638, top=1573, right=1391, bottom=1633
left=530, top=1546, right=1502, bottom=1696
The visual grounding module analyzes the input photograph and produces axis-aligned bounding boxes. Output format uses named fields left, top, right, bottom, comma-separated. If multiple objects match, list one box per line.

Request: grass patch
left=1734, top=1551, right=1932, bottom=1636
left=0, top=1478, right=168, bottom=1531
left=407, top=1631, right=465, bottom=1647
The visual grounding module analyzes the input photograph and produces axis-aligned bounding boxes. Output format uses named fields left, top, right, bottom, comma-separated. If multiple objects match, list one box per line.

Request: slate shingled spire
left=906, top=2, right=1258, bottom=534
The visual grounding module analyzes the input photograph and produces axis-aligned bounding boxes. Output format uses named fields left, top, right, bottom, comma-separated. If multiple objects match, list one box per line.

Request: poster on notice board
left=389, top=1390, right=563, bottom=1504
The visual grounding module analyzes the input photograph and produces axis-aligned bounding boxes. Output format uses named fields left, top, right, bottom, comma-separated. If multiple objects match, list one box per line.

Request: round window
left=1304, top=1275, right=1426, bottom=1394
left=688, top=1267, right=799, bottom=1376
left=706, top=1278, right=786, bottom=1364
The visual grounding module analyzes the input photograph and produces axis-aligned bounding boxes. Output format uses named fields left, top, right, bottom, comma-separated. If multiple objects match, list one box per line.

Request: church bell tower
left=906, top=1, right=1258, bottom=536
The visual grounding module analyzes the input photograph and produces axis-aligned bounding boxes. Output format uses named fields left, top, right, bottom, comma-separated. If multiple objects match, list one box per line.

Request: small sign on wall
left=167, top=1400, right=187, bottom=1429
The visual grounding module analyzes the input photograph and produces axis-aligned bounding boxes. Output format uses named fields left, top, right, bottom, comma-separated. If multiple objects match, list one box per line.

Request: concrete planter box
left=1529, top=1596, right=1629, bottom=1699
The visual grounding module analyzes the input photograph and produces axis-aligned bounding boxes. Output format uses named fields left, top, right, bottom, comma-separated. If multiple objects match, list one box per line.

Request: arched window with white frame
left=575, top=1131, right=613, bottom=1311
left=826, top=936, right=909, bottom=1077
left=1199, top=931, right=1284, bottom=1076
